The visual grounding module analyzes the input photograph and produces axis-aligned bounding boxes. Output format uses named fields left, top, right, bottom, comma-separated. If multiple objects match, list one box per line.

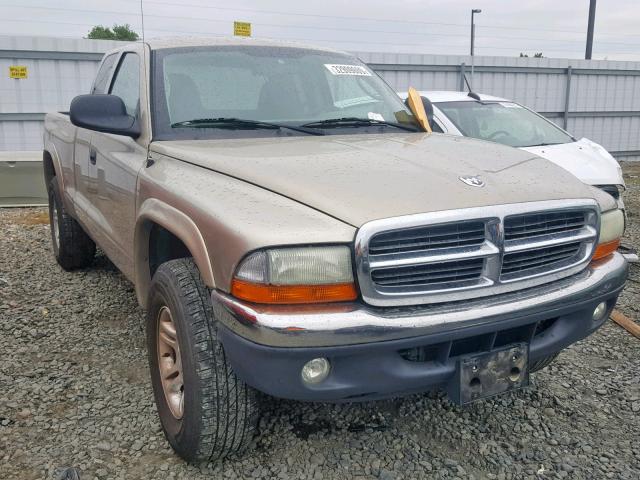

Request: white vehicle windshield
left=436, top=101, right=574, bottom=148
left=152, top=46, right=420, bottom=140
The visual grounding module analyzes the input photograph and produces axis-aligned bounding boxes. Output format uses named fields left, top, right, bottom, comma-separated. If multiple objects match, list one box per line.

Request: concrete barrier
left=0, top=151, right=47, bottom=207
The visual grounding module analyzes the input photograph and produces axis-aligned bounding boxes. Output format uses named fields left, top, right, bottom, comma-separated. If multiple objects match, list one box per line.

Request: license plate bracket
left=448, top=343, right=529, bottom=405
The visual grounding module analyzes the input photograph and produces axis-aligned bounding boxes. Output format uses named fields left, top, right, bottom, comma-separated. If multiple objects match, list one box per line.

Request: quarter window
left=91, top=54, right=118, bottom=94
left=109, top=53, right=140, bottom=117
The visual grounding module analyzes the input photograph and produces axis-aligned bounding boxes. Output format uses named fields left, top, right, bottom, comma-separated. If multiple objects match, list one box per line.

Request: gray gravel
left=2, top=164, right=640, bottom=480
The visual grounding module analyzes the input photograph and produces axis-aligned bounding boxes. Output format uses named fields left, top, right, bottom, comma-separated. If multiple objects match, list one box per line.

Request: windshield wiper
left=171, top=118, right=324, bottom=136
left=522, top=142, right=564, bottom=147
left=300, top=117, right=419, bottom=132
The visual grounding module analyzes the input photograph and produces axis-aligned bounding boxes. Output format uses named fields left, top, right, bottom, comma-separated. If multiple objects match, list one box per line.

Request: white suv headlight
left=594, top=209, right=624, bottom=260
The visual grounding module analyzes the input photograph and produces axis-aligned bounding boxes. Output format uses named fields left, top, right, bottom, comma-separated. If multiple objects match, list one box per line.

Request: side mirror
left=70, top=94, right=140, bottom=138
left=420, top=96, right=435, bottom=129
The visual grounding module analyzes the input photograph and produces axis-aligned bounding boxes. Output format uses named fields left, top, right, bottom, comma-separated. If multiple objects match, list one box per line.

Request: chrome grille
left=501, top=242, right=582, bottom=276
left=504, top=211, right=586, bottom=240
left=371, top=258, right=484, bottom=287
left=369, top=221, right=485, bottom=255
left=355, top=200, right=599, bottom=307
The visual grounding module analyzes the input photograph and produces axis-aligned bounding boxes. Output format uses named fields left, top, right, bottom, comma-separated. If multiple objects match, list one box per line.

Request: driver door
left=85, top=52, right=147, bottom=278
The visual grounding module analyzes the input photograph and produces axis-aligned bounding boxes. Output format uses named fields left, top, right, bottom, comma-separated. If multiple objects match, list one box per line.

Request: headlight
left=593, top=209, right=624, bottom=261
left=231, top=246, right=357, bottom=304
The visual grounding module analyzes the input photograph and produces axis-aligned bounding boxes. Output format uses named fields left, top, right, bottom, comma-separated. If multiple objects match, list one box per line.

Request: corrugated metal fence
left=358, top=52, right=640, bottom=162
left=1, top=36, right=639, bottom=162
left=0, top=36, right=121, bottom=151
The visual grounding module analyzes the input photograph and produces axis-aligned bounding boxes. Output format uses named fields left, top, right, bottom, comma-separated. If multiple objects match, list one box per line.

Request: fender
left=135, top=198, right=216, bottom=307
left=43, top=140, right=64, bottom=191
left=43, top=139, right=79, bottom=216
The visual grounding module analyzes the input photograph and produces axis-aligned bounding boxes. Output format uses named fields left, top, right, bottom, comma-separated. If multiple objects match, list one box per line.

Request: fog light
left=301, top=358, right=330, bottom=384
left=592, top=302, right=608, bottom=322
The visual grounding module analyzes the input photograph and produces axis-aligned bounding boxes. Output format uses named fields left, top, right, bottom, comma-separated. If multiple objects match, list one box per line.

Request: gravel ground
left=2, top=164, right=640, bottom=480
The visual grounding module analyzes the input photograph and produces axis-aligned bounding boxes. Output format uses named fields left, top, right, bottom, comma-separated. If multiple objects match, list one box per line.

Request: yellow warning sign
left=234, top=21, right=251, bottom=37
left=9, top=66, right=28, bottom=79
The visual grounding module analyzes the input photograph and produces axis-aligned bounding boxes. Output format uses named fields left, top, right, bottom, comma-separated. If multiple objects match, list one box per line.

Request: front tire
left=48, top=178, right=95, bottom=270
left=147, top=258, right=259, bottom=463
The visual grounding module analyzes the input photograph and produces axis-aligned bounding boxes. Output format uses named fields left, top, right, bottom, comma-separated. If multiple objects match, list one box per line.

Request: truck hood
left=521, top=138, right=624, bottom=187
left=152, top=133, right=597, bottom=228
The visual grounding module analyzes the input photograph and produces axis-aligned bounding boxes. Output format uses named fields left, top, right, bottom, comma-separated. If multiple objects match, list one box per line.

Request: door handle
left=89, top=148, right=97, bottom=165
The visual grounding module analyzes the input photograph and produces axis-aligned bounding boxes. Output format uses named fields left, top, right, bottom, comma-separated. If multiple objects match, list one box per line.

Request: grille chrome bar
left=369, top=220, right=486, bottom=255
left=504, top=210, right=586, bottom=240
left=503, top=226, right=596, bottom=253
left=354, top=199, right=600, bottom=307
left=502, top=243, right=582, bottom=273
left=369, top=242, right=499, bottom=269
left=505, top=221, right=585, bottom=238
left=372, top=258, right=485, bottom=287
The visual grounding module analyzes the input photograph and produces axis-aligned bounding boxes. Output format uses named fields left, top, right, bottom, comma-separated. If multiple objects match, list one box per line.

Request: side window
left=109, top=53, right=140, bottom=117
left=91, top=54, right=118, bottom=94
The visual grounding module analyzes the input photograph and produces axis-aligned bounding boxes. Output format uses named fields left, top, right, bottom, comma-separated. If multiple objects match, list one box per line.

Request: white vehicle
left=399, top=90, right=625, bottom=209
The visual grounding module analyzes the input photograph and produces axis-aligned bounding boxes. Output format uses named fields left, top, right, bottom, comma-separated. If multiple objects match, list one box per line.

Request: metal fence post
left=459, top=63, right=466, bottom=91
left=563, top=66, right=572, bottom=130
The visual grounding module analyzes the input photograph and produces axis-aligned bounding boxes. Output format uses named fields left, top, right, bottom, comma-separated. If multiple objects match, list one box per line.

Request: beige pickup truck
left=43, top=37, right=628, bottom=463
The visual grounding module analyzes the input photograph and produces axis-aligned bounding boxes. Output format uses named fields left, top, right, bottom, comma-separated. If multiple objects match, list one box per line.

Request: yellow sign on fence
left=9, top=66, right=28, bottom=79
left=234, top=21, right=251, bottom=37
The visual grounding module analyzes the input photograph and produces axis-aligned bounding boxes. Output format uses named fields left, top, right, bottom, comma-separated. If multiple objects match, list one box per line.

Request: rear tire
left=48, top=178, right=95, bottom=270
left=530, top=353, right=559, bottom=373
left=147, top=258, right=259, bottom=463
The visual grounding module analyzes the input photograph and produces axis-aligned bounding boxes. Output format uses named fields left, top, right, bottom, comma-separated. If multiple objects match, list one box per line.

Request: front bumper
left=213, top=253, right=628, bottom=402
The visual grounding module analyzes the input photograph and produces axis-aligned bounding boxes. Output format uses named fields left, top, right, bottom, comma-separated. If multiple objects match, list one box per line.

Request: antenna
left=139, top=0, right=150, bottom=146
left=463, top=73, right=472, bottom=92
left=139, top=0, right=146, bottom=44
left=463, top=73, right=481, bottom=100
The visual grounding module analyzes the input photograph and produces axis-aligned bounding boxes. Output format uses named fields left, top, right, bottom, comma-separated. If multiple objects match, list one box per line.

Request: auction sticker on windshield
left=324, top=64, right=372, bottom=76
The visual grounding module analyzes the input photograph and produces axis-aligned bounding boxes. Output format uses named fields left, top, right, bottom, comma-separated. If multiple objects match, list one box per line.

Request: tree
left=87, top=24, right=139, bottom=41
left=519, top=52, right=544, bottom=58
left=112, top=24, right=140, bottom=41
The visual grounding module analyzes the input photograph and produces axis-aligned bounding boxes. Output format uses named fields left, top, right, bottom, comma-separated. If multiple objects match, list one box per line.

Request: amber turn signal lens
left=592, top=239, right=620, bottom=261
left=231, top=279, right=358, bottom=304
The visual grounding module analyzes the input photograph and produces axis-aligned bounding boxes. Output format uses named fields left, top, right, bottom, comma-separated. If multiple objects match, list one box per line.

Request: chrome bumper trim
left=211, top=253, right=628, bottom=348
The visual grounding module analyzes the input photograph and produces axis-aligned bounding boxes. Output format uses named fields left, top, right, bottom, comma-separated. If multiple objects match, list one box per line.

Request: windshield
left=436, top=101, right=574, bottom=148
left=152, top=46, right=419, bottom=140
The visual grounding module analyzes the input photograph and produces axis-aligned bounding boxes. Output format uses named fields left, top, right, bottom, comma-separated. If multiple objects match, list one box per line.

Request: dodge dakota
left=43, top=37, right=628, bottom=463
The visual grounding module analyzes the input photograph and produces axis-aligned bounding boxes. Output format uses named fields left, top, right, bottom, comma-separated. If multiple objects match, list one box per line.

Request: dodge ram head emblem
left=459, top=175, right=485, bottom=187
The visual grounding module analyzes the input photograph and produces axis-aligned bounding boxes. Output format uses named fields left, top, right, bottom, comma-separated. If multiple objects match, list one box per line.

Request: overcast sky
left=1, top=0, right=639, bottom=60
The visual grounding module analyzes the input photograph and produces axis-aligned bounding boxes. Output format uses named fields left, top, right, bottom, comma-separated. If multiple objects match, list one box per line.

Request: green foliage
left=87, top=26, right=115, bottom=40
left=87, top=24, right=139, bottom=41
left=519, top=52, right=544, bottom=58
left=112, top=24, right=140, bottom=41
